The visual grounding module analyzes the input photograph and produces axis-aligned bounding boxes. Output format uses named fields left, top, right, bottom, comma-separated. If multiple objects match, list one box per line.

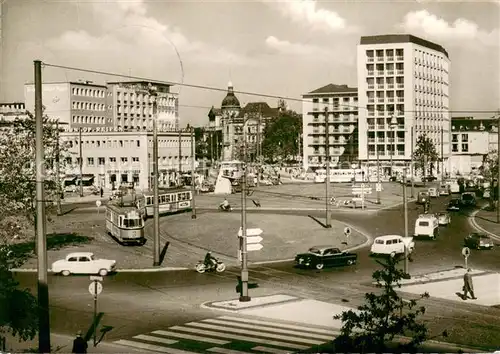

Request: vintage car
left=439, top=184, right=450, bottom=196
left=370, top=235, right=414, bottom=257
left=435, top=212, right=451, bottom=226
left=446, top=199, right=461, bottom=211
left=295, top=246, right=357, bottom=270
left=51, top=252, right=117, bottom=276
left=464, top=233, right=494, bottom=250
left=461, top=192, right=477, bottom=207
left=417, top=191, right=430, bottom=205
left=428, top=188, right=438, bottom=198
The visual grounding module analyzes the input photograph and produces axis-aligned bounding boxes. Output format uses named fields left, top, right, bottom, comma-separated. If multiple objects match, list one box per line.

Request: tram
left=105, top=202, right=145, bottom=245
left=313, top=168, right=365, bottom=183
left=143, top=188, right=192, bottom=218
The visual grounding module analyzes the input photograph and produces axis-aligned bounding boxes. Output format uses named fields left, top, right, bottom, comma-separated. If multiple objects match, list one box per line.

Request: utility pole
left=298, top=132, right=301, bottom=164
left=79, top=126, right=83, bottom=197
left=190, top=127, right=197, bottom=219
left=403, top=167, right=409, bottom=273
left=376, top=135, right=381, bottom=204
left=324, top=106, right=331, bottom=228
left=239, top=126, right=250, bottom=302
left=210, top=130, right=214, bottom=164
left=256, top=107, right=261, bottom=187
left=215, top=132, right=219, bottom=163
left=55, top=121, right=62, bottom=216
left=178, top=129, right=182, bottom=186
left=150, top=86, right=160, bottom=266
left=410, top=126, right=415, bottom=198
left=441, top=126, right=445, bottom=183
left=34, top=59, right=51, bottom=353
left=497, top=115, right=500, bottom=223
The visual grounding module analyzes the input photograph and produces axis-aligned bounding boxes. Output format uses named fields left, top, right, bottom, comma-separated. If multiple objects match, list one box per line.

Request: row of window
left=366, top=48, right=404, bottom=59
left=312, top=97, right=358, bottom=103
left=452, top=134, right=469, bottom=142
left=68, top=155, right=191, bottom=166
left=71, top=87, right=106, bottom=98
left=366, top=77, right=404, bottom=85
left=452, top=144, right=469, bottom=153
left=72, top=116, right=109, bottom=125
left=72, top=101, right=106, bottom=111
left=367, top=90, right=405, bottom=99
left=65, top=138, right=188, bottom=149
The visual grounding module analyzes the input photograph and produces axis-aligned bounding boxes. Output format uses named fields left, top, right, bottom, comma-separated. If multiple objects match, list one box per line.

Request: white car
left=52, top=252, right=116, bottom=276
left=436, top=212, right=451, bottom=226
left=370, top=235, right=415, bottom=257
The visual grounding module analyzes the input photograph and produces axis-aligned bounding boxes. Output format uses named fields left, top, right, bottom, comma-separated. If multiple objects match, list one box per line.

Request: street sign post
left=376, top=183, right=382, bottom=192
left=351, top=188, right=372, bottom=194
left=343, top=227, right=351, bottom=237
left=88, top=280, right=103, bottom=346
left=96, top=200, right=102, bottom=214
left=238, top=228, right=263, bottom=237
left=247, top=243, right=264, bottom=251
left=246, top=236, right=263, bottom=244
left=462, top=247, right=470, bottom=269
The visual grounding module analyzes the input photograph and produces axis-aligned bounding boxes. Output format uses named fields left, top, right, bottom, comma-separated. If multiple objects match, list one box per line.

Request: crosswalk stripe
left=208, top=347, right=255, bottom=354
left=185, top=322, right=323, bottom=345
left=152, top=330, right=230, bottom=345
left=202, top=318, right=333, bottom=341
left=252, top=346, right=290, bottom=354
left=169, top=325, right=308, bottom=350
left=218, top=316, right=338, bottom=335
left=133, top=334, right=178, bottom=345
left=114, top=339, right=197, bottom=353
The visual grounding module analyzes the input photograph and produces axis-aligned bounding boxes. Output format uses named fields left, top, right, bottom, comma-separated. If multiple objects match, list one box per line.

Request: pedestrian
left=100, top=186, right=103, bottom=198
left=462, top=268, right=477, bottom=300
left=72, top=331, right=88, bottom=353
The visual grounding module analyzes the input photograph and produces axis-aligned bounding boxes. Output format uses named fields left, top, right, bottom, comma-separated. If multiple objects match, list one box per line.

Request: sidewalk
left=471, top=207, right=500, bottom=241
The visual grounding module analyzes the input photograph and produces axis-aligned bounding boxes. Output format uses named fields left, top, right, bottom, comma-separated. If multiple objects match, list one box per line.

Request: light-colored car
left=51, top=252, right=116, bottom=276
left=439, top=184, right=450, bottom=196
left=428, top=188, right=438, bottom=198
left=435, top=212, right=451, bottom=226
left=370, top=235, right=415, bottom=257
left=64, top=184, right=77, bottom=193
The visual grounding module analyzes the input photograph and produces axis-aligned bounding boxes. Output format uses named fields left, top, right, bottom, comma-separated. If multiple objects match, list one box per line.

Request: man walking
left=72, top=330, right=88, bottom=353
left=463, top=268, right=477, bottom=300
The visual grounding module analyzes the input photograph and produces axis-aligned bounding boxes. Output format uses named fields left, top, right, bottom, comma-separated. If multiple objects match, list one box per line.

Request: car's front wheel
left=315, top=263, right=324, bottom=270
left=61, top=270, right=70, bottom=276
left=98, top=269, right=108, bottom=276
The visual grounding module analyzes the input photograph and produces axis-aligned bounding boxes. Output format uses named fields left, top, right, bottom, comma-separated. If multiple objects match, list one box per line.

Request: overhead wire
left=41, top=62, right=500, bottom=116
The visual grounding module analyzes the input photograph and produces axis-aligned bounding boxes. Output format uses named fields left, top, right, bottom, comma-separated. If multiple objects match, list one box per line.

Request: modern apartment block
left=24, top=81, right=111, bottom=132
left=357, top=34, right=451, bottom=175
left=0, top=102, right=27, bottom=122
left=106, top=81, right=179, bottom=132
left=302, top=84, right=359, bottom=171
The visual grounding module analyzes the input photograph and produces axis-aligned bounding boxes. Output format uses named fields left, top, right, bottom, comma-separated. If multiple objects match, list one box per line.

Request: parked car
left=417, top=191, right=430, bottom=205
left=428, top=188, right=438, bottom=198
left=370, top=235, right=414, bottom=257
left=294, top=246, right=357, bottom=270
left=461, top=192, right=477, bottom=207
left=64, top=184, right=77, bottom=193
left=423, top=176, right=437, bottom=182
left=447, top=199, right=461, bottom=211
left=51, top=252, right=117, bottom=276
left=439, top=184, right=450, bottom=196
left=464, top=233, right=494, bottom=250
left=435, top=212, right=451, bottom=226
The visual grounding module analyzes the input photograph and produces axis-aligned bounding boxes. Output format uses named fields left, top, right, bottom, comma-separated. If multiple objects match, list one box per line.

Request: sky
left=1, top=0, right=499, bottom=126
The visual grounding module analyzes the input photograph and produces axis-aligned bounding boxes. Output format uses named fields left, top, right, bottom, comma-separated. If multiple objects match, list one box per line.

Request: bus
left=314, top=168, right=365, bottom=183
left=105, top=203, right=145, bottom=245
left=143, top=188, right=192, bottom=218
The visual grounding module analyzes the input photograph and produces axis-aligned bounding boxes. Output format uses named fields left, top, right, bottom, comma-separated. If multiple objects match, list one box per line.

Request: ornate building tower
left=220, top=82, right=241, bottom=161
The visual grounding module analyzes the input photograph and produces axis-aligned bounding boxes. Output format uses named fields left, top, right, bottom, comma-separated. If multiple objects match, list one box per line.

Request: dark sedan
left=464, top=233, right=494, bottom=250
left=295, top=246, right=357, bottom=270
left=447, top=199, right=461, bottom=211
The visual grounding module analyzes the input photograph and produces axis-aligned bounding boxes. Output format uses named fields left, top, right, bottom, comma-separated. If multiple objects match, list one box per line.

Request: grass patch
left=8, top=232, right=93, bottom=257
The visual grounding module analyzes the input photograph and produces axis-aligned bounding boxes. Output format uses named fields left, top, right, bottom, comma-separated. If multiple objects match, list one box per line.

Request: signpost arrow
left=462, top=247, right=470, bottom=269
left=238, top=228, right=263, bottom=237
left=246, top=236, right=263, bottom=244
left=247, top=243, right=264, bottom=251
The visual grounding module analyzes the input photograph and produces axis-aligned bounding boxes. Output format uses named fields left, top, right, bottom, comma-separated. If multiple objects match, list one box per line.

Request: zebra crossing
left=114, top=315, right=340, bottom=354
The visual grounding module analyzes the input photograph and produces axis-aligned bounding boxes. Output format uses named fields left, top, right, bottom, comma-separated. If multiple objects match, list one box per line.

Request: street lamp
left=402, top=167, right=411, bottom=275
left=389, top=115, right=398, bottom=180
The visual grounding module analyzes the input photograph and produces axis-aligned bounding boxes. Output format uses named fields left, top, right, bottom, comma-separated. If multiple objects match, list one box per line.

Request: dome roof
left=221, top=82, right=240, bottom=109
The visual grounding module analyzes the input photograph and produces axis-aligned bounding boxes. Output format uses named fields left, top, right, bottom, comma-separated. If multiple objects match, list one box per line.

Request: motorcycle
left=219, top=204, right=232, bottom=212
left=195, top=259, right=226, bottom=273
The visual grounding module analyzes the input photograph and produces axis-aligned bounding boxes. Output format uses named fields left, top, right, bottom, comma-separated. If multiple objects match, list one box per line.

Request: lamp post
left=324, top=106, right=331, bottom=228
left=410, top=125, right=415, bottom=199
left=389, top=115, right=398, bottom=180
left=402, top=168, right=410, bottom=275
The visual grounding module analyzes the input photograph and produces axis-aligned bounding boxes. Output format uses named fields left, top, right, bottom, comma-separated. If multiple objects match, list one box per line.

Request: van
left=414, top=214, right=439, bottom=239
left=447, top=180, right=460, bottom=194
left=370, top=235, right=415, bottom=256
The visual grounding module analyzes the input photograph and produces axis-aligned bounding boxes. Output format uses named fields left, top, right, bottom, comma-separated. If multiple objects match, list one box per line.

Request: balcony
left=397, top=97, right=404, bottom=102
left=376, top=57, right=384, bottom=62
left=377, top=84, right=384, bottom=89
left=397, top=150, right=405, bottom=156
left=397, top=70, right=404, bottom=75
left=368, top=84, right=374, bottom=89
left=367, top=57, right=374, bottom=62
left=377, top=137, right=385, bottom=142
left=368, top=125, right=375, bottom=130
left=397, top=83, right=404, bottom=88
left=368, top=70, right=374, bottom=76
left=387, top=98, right=394, bottom=103
left=387, top=84, right=394, bottom=89
left=397, top=137, right=405, bottom=143
left=377, top=98, right=384, bottom=103
left=387, top=138, right=395, bottom=143
left=376, top=111, right=385, bottom=117
left=377, top=71, right=384, bottom=75
left=387, top=56, right=394, bottom=61
left=387, top=70, right=394, bottom=75
left=377, top=124, right=385, bottom=130
left=396, top=56, right=404, bottom=61
left=397, top=124, right=405, bottom=129
left=368, top=138, right=375, bottom=143
left=368, top=98, right=375, bottom=103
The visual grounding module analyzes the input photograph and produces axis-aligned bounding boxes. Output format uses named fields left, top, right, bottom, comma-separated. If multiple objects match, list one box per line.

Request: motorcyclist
left=204, top=251, right=217, bottom=270
left=220, top=198, right=230, bottom=211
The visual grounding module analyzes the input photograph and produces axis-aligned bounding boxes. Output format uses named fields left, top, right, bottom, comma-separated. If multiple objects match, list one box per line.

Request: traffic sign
left=88, top=281, right=103, bottom=296
left=90, top=276, right=103, bottom=282
left=247, top=243, right=264, bottom=251
left=344, top=227, right=351, bottom=237
left=96, top=200, right=102, bottom=208
left=238, top=228, right=263, bottom=237
left=246, top=236, right=263, bottom=244
left=376, top=183, right=382, bottom=192
left=462, top=247, right=470, bottom=258
left=352, top=188, right=372, bottom=195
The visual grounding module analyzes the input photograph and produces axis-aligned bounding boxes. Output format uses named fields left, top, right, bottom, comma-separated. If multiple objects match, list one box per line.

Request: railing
left=368, top=138, right=375, bottom=143
left=397, top=84, right=404, bottom=88
left=367, top=57, right=374, bottom=62
left=377, top=137, right=385, bottom=142
left=368, top=71, right=374, bottom=75
left=377, top=124, right=385, bottom=129
left=387, top=138, right=395, bottom=143
left=368, top=112, right=375, bottom=116
left=368, top=125, right=375, bottom=130
left=397, top=97, right=404, bottom=102
left=376, top=111, right=385, bottom=117
left=396, top=56, right=404, bottom=61
left=377, top=84, right=384, bottom=89
left=388, top=98, right=394, bottom=102
left=397, top=70, right=404, bottom=75
left=368, top=98, right=375, bottom=103
left=387, top=84, right=394, bottom=89
left=387, top=56, right=394, bottom=61
left=368, top=84, right=374, bottom=89
left=377, top=71, right=384, bottom=75
left=376, top=57, right=384, bottom=62
left=397, top=137, right=405, bottom=143
left=377, top=98, right=384, bottom=102
left=387, top=70, right=394, bottom=75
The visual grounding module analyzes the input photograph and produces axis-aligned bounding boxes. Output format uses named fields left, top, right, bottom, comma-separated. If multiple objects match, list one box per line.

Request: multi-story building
left=301, top=84, right=359, bottom=171
left=449, top=116, right=497, bottom=175
left=0, top=102, right=27, bottom=122
left=61, top=130, right=191, bottom=190
left=106, top=81, right=178, bottom=132
left=24, top=81, right=111, bottom=131
left=357, top=34, right=451, bottom=176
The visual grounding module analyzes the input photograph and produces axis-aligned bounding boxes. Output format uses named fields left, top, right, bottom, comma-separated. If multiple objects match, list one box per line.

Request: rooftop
left=451, top=117, right=496, bottom=132
left=305, top=84, right=358, bottom=96
left=24, top=81, right=107, bottom=88
left=360, top=34, right=449, bottom=58
left=106, top=80, right=172, bottom=88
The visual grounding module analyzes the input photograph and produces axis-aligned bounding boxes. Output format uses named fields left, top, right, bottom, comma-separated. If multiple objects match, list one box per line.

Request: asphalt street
left=14, top=193, right=500, bottom=352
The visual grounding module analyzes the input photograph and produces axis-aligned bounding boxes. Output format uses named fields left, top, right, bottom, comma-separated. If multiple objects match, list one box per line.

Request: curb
left=200, top=295, right=304, bottom=313
left=10, top=267, right=189, bottom=273
left=469, top=207, right=500, bottom=242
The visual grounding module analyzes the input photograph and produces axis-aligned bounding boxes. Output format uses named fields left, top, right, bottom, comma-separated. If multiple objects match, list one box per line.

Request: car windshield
left=124, top=218, right=142, bottom=228
left=463, top=194, right=473, bottom=200
left=308, top=248, right=321, bottom=254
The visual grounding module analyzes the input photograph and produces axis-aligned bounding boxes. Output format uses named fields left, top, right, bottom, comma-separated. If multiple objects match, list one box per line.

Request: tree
left=193, top=127, right=222, bottom=162
left=261, top=110, right=302, bottom=163
left=332, top=257, right=431, bottom=353
left=412, top=134, right=439, bottom=181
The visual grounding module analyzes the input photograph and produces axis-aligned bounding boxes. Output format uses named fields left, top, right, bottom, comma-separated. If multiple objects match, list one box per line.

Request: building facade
left=0, top=102, right=27, bottom=122
left=106, top=81, right=179, bottom=132
left=61, top=130, right=191, bottom=190
left=302, top=84, right=359, bottom=171
left=24, top=81, right=111, bottom=132
left=449, top=117, right=498, bottom=175
left=357, top=34, right=451, bottom=175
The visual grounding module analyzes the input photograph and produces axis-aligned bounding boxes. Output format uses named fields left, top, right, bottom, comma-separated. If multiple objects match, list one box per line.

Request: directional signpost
left=96, top=200, right=102, bottom=214
left=88, top=276, right=103, bottom=346
left=462, top=247, right=470, bottom=269
left=344, top=227, right=351, bottom=238
left=352, top=184, right=372, bottom=209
